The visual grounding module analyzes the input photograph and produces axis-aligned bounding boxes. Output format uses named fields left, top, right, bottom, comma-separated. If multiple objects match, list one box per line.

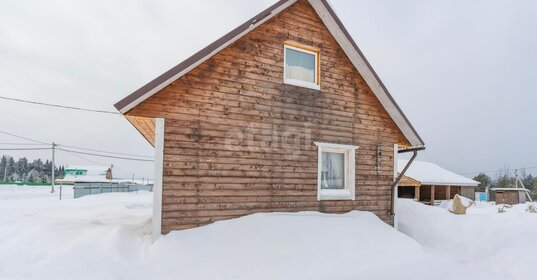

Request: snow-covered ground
left=0, top=186, right=536, bottom=280
left=398, top=198, right=537, bottom=279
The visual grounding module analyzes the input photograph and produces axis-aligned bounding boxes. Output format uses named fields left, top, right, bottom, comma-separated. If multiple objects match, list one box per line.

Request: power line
left=0, top=143, right=49, bottom=146
left=56, top=148, right=153, bottom=162
left=0, top=131, right=152, bottom=161
left=0, top=148, right=51, bottom=151
left=459, top=166, right=537, bottom=176
left=57, top=144, right=153, bottom=158
left=0, top=130, right=50, bottom=145
left=0, top=96, right=120, bottom=115
left=60, top=149, right=139, bottom=176
left=58, top=148, right=108, bottom=166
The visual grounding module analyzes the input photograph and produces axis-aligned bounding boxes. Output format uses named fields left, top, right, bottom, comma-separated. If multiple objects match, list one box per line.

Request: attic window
left=284, top=44, right=320, bottom=90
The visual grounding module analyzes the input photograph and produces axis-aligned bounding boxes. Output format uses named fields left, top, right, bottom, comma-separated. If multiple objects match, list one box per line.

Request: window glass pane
left=285, top=48, right=316, bottom=83
left=321, top=152, right=344, bottom=189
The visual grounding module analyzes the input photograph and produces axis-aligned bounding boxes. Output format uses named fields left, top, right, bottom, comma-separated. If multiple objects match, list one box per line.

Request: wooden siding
left=450, top=186, right=461, bottom=199
left=434, top=185, right=447, bottom=201
left=126, top=116, right=156, bottom=146
left=398, top=175, right=421, bottom=187
left=126, top=0, right=410, bottom=233
left=494, top=190, right=523, bottom=205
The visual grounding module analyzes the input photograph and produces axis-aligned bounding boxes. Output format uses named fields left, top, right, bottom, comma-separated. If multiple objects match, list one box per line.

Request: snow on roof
left=64, top=165, right=108, bottom=173
left=490, top=188, right=530, bottom=192
left=398, top=160, right=479, bottom=187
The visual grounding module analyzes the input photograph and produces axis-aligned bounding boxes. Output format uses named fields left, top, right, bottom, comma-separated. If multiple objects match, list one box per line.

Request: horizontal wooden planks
left=126, top=0, right=408, bottom=233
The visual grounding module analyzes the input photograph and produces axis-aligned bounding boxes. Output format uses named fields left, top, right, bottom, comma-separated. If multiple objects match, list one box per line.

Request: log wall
left=126, top=0, right=410, bottom=233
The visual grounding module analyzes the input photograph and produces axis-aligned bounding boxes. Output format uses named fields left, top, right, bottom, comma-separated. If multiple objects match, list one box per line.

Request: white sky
left=1, top=0, right=536, bottom=179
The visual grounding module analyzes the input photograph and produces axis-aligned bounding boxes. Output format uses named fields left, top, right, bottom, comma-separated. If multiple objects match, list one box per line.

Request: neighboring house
left=397, top=160, right=479, bottom=204
left=56, top=165, right=112, bottom=184
left=114, top=0, right=425, bottom=236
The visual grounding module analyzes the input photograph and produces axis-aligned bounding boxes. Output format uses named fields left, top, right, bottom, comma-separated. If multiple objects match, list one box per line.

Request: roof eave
left=311, top=0, right=424, bottom=146
left=113, top=0, right=297, bottom=114
left=420, top=182, right=479, bottom=187
left=114, top=0, right=424, bottom=147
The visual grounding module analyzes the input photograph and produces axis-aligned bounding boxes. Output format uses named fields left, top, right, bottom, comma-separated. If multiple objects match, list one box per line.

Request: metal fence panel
left=73, top=182, right=153, bottom=198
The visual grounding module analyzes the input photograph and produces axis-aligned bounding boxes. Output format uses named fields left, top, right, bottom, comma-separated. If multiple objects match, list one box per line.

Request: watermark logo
left=224, top=123, right=312, bottom=159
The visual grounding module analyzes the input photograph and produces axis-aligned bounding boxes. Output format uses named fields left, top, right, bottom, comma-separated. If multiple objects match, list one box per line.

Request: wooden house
left=397, top=160, right=478, bottom=205
left=114, top=0, right=425, bottom=237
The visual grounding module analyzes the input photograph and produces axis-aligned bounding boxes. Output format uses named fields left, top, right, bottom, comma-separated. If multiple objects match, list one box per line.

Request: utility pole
left=51, top=142, right=56, bottom=193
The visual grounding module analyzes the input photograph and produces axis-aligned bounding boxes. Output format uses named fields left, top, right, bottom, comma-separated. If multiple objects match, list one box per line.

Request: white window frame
left=283, top=44, right=320, bottom=90
left=314, top=142, right=358, bottom=201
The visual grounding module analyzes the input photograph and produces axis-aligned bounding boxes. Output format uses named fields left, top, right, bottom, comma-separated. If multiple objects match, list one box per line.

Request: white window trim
left=314, top=142, right=358, bottom=201
left=283, top=44, right=320, bottom=90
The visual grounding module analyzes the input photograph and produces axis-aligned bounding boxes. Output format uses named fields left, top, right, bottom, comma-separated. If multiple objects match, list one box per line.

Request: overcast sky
left=1, top=0, right=536, bottom=179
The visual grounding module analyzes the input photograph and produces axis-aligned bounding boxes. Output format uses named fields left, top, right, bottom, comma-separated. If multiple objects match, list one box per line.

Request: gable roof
left=398, top=160, right=479, bottom=187
left=114, top=0, right=425, bottom=146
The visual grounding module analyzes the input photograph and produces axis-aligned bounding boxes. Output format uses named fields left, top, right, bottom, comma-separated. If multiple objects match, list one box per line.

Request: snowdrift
left=146, top=211, right=424, bottom=280
left=4, top=187, right=537, bottom=280
left=398, top=198, right=537, bottom=279
left=0, top=186, right=439, bottom=280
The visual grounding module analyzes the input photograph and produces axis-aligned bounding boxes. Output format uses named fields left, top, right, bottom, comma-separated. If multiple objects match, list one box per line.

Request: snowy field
left=0, top=186, right=536, bottom=280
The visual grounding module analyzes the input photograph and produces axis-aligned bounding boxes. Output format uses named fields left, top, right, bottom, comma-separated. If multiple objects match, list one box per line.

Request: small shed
left=491, top=188, right=530, bottom=205
left=397, top=160, right=479, bottom=205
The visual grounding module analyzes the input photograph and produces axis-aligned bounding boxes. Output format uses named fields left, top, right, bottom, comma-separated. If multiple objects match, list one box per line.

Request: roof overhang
left=491, top=188, right=530, bottom=192
left=114, top=0, right=424, bottom=146
left=114, top=0, right=296, bottom=114
left=420, top=182, right=479, bottom=187
left=398, top=175, right=479, bottom=187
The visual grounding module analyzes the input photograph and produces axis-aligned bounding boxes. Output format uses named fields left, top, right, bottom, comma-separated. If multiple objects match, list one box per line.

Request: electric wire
left=56, top=144, right=153, bottom=158
left=56, top=148, right=153, bottom=162
left=0, top=96, right=120, bottom=115
left=0, top=130, right=50, bottom=145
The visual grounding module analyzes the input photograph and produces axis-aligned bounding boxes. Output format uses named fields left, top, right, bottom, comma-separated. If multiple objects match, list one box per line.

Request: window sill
left=283, top=79, right=320, bottom=91
left=318, top=189, right=354, bottom=201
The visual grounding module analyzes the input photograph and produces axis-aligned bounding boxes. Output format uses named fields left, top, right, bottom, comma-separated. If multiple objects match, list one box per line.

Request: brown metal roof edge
left=113, top=0, right=293, bottom=112
left=114, top=0, right=424, bottom=147
left=319, top=0, right=424, bottom=146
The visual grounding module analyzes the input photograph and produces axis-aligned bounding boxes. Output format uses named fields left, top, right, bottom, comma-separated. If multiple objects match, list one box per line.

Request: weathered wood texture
left=495, top=191, right=519, bottom=205
left=451, top=186, right=461, bottom=199
left=398, top=175, right=421, bottom=187
left=126, top=0, right=410, bottom=233
left=434, top=185, right=447, bottom=201
left=126, top=116, right=156, bottom=146
left=419, top=185, right=432, bottom=204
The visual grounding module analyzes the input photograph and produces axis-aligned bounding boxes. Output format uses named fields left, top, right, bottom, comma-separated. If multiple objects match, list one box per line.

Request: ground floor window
left=314, top=142, right=358, bottom=201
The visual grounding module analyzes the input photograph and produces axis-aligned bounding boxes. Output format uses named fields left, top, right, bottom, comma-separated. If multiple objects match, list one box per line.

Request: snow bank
left=0, top=186, right=451, bottom=280
left=145, top=211, right=426, bottom=280
left=0, top=186, right=152, bottom=280
left=4, top=186, right=534, bottom=280
left=398, top=199, right=537, bottom=279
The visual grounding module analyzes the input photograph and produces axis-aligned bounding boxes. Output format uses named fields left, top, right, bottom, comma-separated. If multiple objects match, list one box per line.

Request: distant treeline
left=473, top=169, right=537, bottom=199
left=0, top=155, right=64, bottom=183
